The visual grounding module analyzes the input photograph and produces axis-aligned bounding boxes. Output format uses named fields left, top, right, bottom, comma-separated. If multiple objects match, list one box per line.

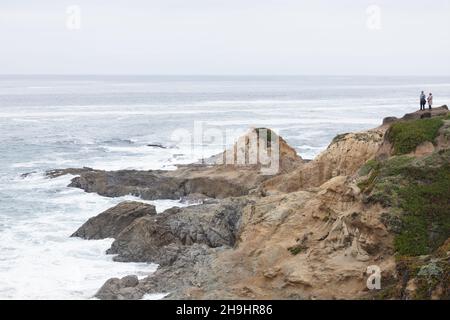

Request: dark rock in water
left=68, top=170, right=186, bottom=200
left=95, top=275, right=143, bottom=300
left=46, top=167, right=94, bottom=178
left=382, top=116, right=398, bottom=125
left=147, top=143, right=166, bottom=149
left=121, top=274, right=139, bottom=287
left=71, top=201, right=156, bottom=240
left=20, top=171, right=37, bottom=178
left=106, top=197, right=252, bottom=265
left=103, top=138, right=134, bottom=145
left=65, top=168, right=257, bottom=200
left=93, top=197, right=251, bottom=300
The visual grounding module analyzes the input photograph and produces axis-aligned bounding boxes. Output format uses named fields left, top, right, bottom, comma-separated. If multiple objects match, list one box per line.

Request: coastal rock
left=96, top=244, right=217, bottom=300
left=382, top=116, right=398, bottom=125
left=78, top=108, right=449, bottom=300
left=147, top=143, right=167, bottom=149
left=208, top=128, right=304, bottom=174
left=68, top=170, right=185, bottom=200
left=106, top=197, right=252, bottom=265
left=376, top=105, right=450, bottom=159
left=71, top=201, right=157, bottom=240
left=259, top=128, right=385, bottom=194
left=179, top=193, right=212, bottom=204
left=108, top=175, right=394, bottom=300
left=414, top=141, right=435, bottom=157
left=49, top=129, right=303, bottom=201
left=95, top=275, right=143, bottom=300
left=59, top=167, right=267, bottom=200
left=401, top=105, right=448, bottom=121
left=46, top=167, right=95, bottom=179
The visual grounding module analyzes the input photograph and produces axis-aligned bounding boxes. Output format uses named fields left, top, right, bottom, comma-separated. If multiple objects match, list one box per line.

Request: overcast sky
left=1, top=0, right=449, bottom=75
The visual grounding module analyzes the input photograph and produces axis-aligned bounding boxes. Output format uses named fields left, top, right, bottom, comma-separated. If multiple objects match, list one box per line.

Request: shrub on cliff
left=360, top=150, right=450, bottom=256
left=360, top=150, right=450, bottom=300
left=387, top=117, right=444, bottom=155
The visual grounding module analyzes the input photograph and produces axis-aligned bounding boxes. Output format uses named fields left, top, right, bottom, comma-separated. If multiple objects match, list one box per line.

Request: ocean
left=1, top=75, right=449, bottom=299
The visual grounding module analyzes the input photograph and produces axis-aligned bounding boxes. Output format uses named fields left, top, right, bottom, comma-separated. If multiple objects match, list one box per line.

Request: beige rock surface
left=169, top=176, right=395, bottom=299
left=259, top=128, right=386, bottom=195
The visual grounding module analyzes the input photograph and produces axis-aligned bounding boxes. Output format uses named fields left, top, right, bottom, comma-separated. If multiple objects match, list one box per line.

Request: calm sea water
left=1, top=75, right=449, bottom=299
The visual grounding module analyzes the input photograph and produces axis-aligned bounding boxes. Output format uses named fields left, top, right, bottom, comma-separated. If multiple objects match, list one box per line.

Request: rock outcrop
left=258, top=128, right=386, bottom=195
left=71, top=201, right=157, bottom=240
left=48, top=128, right=303, bottom=201
left=96, top=275, right=143, bottom=300
left=50, top=106, right=449, bottom=300
left=207, top=127, right=304, bottom=174
left=106, top=197, right=252, bottom=265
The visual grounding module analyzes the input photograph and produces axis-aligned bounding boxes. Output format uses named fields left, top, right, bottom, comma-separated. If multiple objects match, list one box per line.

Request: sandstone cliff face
left=214, top=127, right=304, bottom=174
left=193, top=177, right=395, bottom=299
left=58, top=106, right=449, bottom=300
left=259, top=128, right=385, bottom=195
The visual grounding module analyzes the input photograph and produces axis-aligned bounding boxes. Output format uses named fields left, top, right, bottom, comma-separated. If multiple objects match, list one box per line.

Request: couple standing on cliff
left=420, top=91, right=433, bottom=110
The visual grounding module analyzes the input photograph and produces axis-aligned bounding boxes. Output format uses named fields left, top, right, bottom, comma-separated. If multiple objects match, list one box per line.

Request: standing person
left=427, top=93, right=433, bottom=110
left=420, top=91, right=426, bottom=110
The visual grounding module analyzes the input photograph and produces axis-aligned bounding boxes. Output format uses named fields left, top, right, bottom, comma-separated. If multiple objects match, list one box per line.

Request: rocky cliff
left=50, top=107, right=449, bottom=300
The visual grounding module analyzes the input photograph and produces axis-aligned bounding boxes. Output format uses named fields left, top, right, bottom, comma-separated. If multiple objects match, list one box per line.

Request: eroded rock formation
left=51, top=107, right=450, bottom=300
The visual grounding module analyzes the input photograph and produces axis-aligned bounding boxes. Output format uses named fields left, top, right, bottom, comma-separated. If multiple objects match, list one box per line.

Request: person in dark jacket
left=420, top=91, right=426, bottom=110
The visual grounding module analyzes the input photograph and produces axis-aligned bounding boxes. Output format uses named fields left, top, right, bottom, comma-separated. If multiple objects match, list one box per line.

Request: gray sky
left=1, top=0, right=449, bottom=75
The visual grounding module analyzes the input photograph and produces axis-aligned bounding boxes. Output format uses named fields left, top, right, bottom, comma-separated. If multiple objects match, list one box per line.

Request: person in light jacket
left=427, top=93, right=433, bottom=110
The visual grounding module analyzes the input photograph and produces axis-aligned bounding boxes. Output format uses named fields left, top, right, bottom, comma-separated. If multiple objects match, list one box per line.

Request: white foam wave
left=142, top=293, right=168, bottom=300
left=0, top=172, right=187, bottom=299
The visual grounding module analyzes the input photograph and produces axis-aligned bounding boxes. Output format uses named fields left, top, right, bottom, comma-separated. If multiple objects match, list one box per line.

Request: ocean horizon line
left=1, top=74, right=450, bottom=78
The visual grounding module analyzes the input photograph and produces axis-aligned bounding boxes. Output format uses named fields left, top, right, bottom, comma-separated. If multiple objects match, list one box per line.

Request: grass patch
left=387, top=117, right=444, bottom=155
left=394, top=164, right=450, bottom=255
left=359, top=156, right=414, bottom=206
left=358, top=159, right=380, bottom=177
left=360, top=119, right=450, bottom=299
left=360, top=151, right=450, bottom=256
left=288, top=244, right=307, bottom=255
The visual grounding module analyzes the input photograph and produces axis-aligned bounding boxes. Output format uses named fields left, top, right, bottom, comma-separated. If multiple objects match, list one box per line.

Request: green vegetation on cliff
left=387, top=117, right=444, bottom=155
left=376, top=241, right=450, bottom=300
left=394, top=161, right=450, bottom=255
left=359, top=114, right=450, bottom=299
left=360, top=150, right=450, bottom=256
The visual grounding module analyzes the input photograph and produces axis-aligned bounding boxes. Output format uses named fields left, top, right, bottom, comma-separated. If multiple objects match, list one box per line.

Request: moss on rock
left=288, top=244, right=306, bottom=255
